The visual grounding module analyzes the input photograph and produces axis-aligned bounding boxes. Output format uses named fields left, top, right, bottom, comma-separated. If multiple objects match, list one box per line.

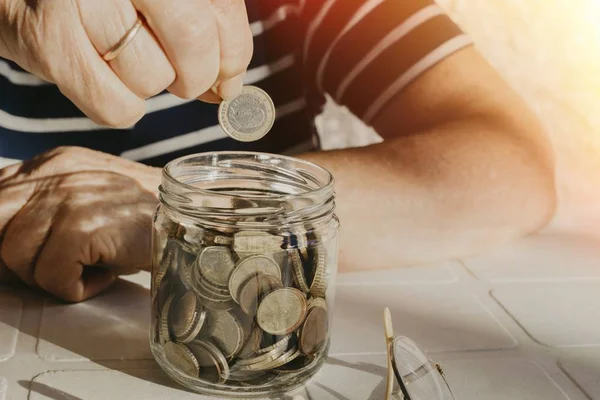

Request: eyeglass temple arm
left=436, top=364, right=457, bottom=400
left=384, top=308, right=396, bottom=400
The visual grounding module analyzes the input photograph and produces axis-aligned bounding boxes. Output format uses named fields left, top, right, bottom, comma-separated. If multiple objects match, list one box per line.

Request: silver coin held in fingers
left=218, top=85, right=276, bottom=142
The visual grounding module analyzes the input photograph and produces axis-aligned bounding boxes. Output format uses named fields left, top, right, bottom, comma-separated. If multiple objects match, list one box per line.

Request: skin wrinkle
left=7, top=147, right=162, bottom=196
left=27, top=2, right=70, bottom=82
left=77, top=0, right=175, bottom=99
left=27, top=219, right=55, bottom=287
left=1, top=190, right=54, bottom=285
left=0, top=148, right=157, bottom=300
left=105, top=0, right=132, bottom=52
left=39, top=206, right=149, bottom=299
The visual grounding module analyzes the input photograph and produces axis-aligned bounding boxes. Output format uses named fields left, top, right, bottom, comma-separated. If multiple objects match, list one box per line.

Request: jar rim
left=162, top=151, right=335, bottom=201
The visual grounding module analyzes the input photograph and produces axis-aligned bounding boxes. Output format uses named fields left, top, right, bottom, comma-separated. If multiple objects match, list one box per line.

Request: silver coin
left=178, top=223, right=205, bottom=248
left=191, top=263, right=233, bottom=300
left=171, top=292, right=206, bottom=343
left=255, top=334, right=292, bottom=356
left=261, top=347, right=301, bottom=371
left=188, top=339, right=230, bottom=383
left=233, top=231, right=283, bottom=253
left=228, top=255, right=282, bottom=303
left=290, top=250, right=309, bottom=293
left=199, top=311, right=245, bottom=359
left=191, top=270, right=235, bottom=311
left=194, top=286, right=237, bottom=311
left=236, top=250, right=287, bottom=269
left=236, top=324, right=263, bottom=359
left=218, top=85, right=275, bottom=142
left=194, top=274, right=232, bottom=299
left=214, top=235, right=233, bottom=245
left=179, top=240, right=202, bottom=257
left=197, top=246, right=236, bottom=288
left=309, top=246, right=328, bottom=298
left=232, top=341, right=288, bottom=369
left=178, top=261, right=194, bottom=290
left=257, top=288, right=307, bottom=335
left=238, top=273, right=283, bottom=317
left=163, top=341, right=200, bottom=377
left=155, top=239, right=178, bottom=289
left=307, top=297, right=327, bottom=311
left=234, top=334, right=291, bottom=367
left=159, top=294, right=175, bottom=344
left=298, top=304, right=328, bottom=356
left=235, top=347, right=300, bottom=372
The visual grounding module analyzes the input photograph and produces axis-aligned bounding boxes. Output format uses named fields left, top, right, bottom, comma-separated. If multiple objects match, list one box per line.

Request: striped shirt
left=0, top=0, right=471, bottom=167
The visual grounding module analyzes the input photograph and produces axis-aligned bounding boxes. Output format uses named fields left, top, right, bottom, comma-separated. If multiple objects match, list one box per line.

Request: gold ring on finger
left=102, top=15, right=144, bottom=61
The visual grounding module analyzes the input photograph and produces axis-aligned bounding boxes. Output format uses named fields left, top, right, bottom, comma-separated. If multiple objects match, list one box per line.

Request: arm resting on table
left=299, top=47, right=557, bottom=272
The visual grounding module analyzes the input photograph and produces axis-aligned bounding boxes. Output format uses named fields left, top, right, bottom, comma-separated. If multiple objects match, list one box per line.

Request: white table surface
left=1, top=232, right=599, bottom=400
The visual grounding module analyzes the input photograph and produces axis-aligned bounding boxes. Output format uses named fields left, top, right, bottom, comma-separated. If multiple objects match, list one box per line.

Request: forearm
left=299, top=117, right=556, bottom=272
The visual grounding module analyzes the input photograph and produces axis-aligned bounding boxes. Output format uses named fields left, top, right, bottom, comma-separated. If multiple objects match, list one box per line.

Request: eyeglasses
left=383, top=307, right=456, bottom=400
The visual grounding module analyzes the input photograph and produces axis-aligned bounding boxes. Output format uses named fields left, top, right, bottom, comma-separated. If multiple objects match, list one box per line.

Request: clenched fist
left=0, top=147, right=162, bottom=302
left=0, top=0, right=253, bottom=127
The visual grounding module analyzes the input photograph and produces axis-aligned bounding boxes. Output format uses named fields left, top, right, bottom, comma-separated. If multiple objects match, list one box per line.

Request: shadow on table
left=314, top=357, right=391, bottom=400
left=2, top=278, right=201, bottom=398
left=2, top=279, right=304, bottom=400
left=1, top=267, right=513, bottom=400
left=18, top=381, right=83, bottom=400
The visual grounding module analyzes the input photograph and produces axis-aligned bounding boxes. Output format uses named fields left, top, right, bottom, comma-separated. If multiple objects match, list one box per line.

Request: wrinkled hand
left=0, top=147, right=161, bottom=302
left=0, top=0, right=253, bottom=127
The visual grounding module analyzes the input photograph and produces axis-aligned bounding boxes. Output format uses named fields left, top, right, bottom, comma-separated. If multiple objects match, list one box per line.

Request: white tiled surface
left=330, top=284, right=516, bottom=354
left=38, top=282, right=152, bottom=361
left=462, top=234, right=600, bottom=282
left=0, top=377, right=6, bottom=400
left=492, top=283, right=600, bottom=348
left=0, top=232, right=599, bottom=399
left=559, top=354, right=600, bottom=400
left=29, top=370, right=251, bottom=400
left=306, top=356, right=573, bottom=400
left=0, top=293, right=22, bottom=362
left=440, top=358, right=572, bottom=400
left=336, top=261, right=458, bottom=285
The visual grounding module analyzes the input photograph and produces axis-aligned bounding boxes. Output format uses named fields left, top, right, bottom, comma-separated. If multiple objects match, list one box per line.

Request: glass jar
left=150, top=152, right=339, bottom=398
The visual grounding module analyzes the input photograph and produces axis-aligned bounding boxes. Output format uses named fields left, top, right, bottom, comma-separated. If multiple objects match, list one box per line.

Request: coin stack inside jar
left=152, top=222, right=330, bottom=387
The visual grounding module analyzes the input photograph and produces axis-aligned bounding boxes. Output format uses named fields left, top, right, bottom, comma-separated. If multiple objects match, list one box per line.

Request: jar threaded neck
left=159, top=152, right=335, bottom=229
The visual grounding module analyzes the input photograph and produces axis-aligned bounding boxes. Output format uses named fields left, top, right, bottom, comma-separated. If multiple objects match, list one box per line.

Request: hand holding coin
left=218, top=85, right=276, bottom=142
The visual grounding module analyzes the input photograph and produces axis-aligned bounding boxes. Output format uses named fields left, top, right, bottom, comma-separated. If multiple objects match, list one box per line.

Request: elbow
left=483, top=117, right=558, bottom=239
left=502, top=108, right=558, bottom=236
left=429, top=114, right=558, bottom=245
left=519, top=149, right=557, bottom=235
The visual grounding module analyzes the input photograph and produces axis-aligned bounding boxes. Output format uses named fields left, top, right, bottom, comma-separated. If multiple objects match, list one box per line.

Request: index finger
left=131, top=0, right=220, bottom=99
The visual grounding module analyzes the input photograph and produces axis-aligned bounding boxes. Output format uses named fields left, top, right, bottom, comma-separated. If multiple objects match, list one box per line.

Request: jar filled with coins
left=150, top=152, right=339, bottom=398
